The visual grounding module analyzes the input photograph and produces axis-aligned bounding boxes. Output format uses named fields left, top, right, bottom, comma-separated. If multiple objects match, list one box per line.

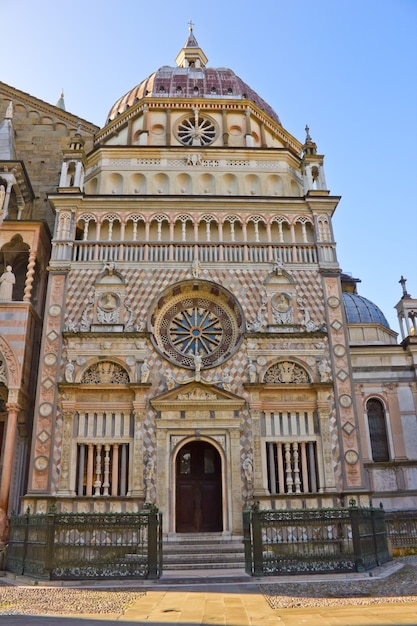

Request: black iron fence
left=385, top=510, right=417, bottom=553
left=243, top=505, right=391, bottom=576
left=7, top=508, right=162, bottom=580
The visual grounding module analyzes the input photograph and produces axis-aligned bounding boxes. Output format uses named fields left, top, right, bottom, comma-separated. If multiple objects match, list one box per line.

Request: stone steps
left=162, top=537, right=245, bottom=572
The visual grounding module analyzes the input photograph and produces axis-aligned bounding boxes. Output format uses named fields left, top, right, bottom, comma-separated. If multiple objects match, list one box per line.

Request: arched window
left=367, top=399, right=389, bottom=462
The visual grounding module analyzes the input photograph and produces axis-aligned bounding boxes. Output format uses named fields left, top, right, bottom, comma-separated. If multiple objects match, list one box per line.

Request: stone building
left=0, top=28, right=416, bottom=544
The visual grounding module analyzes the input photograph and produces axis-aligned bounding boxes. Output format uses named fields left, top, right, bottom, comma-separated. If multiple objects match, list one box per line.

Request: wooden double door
left=176, top=441, right=223, bottom=533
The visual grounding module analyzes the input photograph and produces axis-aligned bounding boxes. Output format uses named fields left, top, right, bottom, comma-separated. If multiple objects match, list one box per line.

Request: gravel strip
left=0, top=557, right=416, bottom=616
left=260, top=558, right=417, bottom=610
left=0, top=587, right=145, bottom=616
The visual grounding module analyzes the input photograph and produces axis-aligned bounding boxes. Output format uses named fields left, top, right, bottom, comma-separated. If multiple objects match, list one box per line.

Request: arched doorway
left=176, top=441, right=223, bottom=533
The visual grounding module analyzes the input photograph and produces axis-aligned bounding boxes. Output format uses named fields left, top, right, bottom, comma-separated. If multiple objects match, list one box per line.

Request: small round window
left=176, top=113, right=217, bottom=146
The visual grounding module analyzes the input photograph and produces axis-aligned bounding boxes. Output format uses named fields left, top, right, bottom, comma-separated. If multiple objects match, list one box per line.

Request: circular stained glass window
left=176, top=114, right=217, bottom=146
left=151, top=281, right=244, bottom=369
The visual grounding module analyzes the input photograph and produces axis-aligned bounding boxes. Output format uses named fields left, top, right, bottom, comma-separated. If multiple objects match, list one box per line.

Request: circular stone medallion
left=44, top=353, right=57, bottom=366
left=34, top=455, right=49, bottom=471
left=345, top=449, right=359, bottom=465
left=327, top=296, right=340, bottom=308
left=333, top=344, right=346, bottom=357
left=339, top=394, right=352, bottom=408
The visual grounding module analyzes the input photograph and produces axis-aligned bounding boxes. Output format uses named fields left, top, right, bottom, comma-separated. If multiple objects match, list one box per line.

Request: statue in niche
left=222, top=373, right=233, bottom=392
left=247, top=295, right=267, bottom=332
left=191, top=259, right=201, bottom=278
left=297, top=297, right=318, bottom=332
left=318, top=358, right=331, bottom=382
left=0, top=186, right=5, bottom=212
left=79, top=295, right=94, bottom=332
left=144, top=458, right=154, bottom=503
left=141, top=360, right=150, bottom=383
left=64, top=360, right=75, bottom=382
left=164, top=371, right=176, bottom=390
left=248, top=360, right=257, bottom=383
left=0, top=266, right=15, bottom=301
left=243, top=457, right=253, bottom=487
left=243, top=457, right=254, bottom=506
left=189, top=350, right=203, bottom=382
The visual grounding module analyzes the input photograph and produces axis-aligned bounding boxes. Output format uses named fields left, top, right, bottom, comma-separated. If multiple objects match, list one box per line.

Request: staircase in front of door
left=161, top=535, right=247, bottom=581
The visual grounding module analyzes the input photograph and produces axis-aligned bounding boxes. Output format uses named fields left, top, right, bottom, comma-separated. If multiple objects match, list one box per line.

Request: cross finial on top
left=188, top=18, right=194, bottom=31
left=305, top=125, right=312, bottom=141
left=399, top=275, right=411, bottom=299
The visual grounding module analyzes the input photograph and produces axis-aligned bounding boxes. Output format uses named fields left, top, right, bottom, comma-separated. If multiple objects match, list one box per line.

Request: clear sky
left=2, top=0, right=416, bottom=332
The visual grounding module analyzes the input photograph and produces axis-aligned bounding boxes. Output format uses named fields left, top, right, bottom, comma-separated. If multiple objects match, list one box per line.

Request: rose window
left=151, top=281, right=244, bottom=368
left=176, top=113, right=216, bottom=146
left=170, top=305, right=223, bottom=355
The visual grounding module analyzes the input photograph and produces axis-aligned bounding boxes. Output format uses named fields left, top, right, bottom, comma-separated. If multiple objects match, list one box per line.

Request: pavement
left=0, top=564, right=416, bottom=626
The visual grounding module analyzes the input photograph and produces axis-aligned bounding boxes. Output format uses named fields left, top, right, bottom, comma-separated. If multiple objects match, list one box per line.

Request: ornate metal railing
left=386, top=510, right=417, bottom=552
left=243, top=505, right=391, bottom=576
left=7, top=508, right=162, bottom=580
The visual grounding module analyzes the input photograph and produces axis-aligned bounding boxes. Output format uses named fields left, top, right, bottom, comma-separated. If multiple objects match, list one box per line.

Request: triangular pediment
left=150, top=381, right=245, bottom=411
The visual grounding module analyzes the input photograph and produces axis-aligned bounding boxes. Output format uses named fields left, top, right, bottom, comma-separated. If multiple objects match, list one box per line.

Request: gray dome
left=342, top=292, right=390, bottom=328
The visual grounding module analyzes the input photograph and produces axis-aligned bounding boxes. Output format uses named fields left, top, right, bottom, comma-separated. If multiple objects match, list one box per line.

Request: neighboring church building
left=0, top=28, right=416, bottom=544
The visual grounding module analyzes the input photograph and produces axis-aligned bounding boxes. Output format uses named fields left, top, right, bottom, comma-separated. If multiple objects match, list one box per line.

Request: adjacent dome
left=106, top=28, right=281, bottom=125
left=342, top=292, right=390, bottom=328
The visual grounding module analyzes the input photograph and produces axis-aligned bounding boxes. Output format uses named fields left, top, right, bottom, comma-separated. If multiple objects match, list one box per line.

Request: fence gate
left=243, top=505, right=391, bottom=576
left=7, top=508, right=162, bottom=580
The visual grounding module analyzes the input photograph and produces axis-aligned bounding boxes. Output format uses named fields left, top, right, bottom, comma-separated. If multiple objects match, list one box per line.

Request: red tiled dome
left=106, top=65, right=281, bottom=125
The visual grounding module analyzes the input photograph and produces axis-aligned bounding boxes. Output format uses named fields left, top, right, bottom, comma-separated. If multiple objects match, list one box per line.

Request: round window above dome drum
left=175, top=114, right=218, bottom=146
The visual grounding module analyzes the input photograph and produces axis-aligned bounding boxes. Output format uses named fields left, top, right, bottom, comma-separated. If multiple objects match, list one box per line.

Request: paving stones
left=0, top=587, right=145, bottom=617
left=260, top=558, right=417, bottom=610
left=0, top=557, right=416, bottom=619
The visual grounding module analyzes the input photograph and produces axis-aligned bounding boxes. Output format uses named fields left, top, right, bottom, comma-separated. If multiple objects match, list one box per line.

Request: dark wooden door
left=176, top=441, right=222, bottom=533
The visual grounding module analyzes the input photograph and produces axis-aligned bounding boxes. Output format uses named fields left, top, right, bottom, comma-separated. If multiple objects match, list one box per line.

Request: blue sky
left=2, top=0, right=416, bottom=331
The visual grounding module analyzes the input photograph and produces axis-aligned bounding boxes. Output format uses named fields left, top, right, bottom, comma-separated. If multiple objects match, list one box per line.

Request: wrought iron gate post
left=146, top=506, right=161, bottom=580
left=243, top=510, right=253, bottom=575
left=349, top=506, right=365, bottom=572
left=21, top=508, right=30, bottom=575
left=252, top=509, right=264, bottom=577
left=44, top=512, right=56, bottom=579
left=371, top=505, right=390, bottom=565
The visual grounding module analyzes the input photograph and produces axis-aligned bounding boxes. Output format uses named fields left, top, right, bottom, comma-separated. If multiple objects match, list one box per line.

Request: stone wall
left=0, top=82, right=98, bottom=230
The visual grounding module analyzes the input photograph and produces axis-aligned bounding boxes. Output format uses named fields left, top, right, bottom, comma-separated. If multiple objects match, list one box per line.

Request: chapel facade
left=0, top=28, right=416, bottom=543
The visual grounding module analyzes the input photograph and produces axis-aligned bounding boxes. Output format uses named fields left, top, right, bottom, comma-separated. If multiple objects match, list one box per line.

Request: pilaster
left=27, top=270, right=68, bottom=494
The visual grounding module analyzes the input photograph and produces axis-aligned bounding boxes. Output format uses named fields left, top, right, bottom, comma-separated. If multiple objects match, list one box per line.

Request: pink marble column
left=0, top=402, right=19, bottom=542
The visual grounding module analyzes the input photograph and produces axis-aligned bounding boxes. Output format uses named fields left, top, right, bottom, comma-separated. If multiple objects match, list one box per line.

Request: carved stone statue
left=164, top=371, right=176, bottom=390
left=0, top=186, right=5, bottom=212
left=64, top=360, right=75, bottom=383
left=0, top=266, right=15, bottom=301
left=144, top=458, right=154, bottom=503
left=141, top=360, right=150, bottom=383
left=191, top=259, right=201, bottom=278
left=247, top=296, right=267, bottom=332
left=318, top=358, right=331, bottom=382
left=243, top=457, right=253, bottom=487
left=222, top=373, right=233, bottom=392
left=189, top=351, right=203, bottom=381
left=248, top=360, right=257, bottom=383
